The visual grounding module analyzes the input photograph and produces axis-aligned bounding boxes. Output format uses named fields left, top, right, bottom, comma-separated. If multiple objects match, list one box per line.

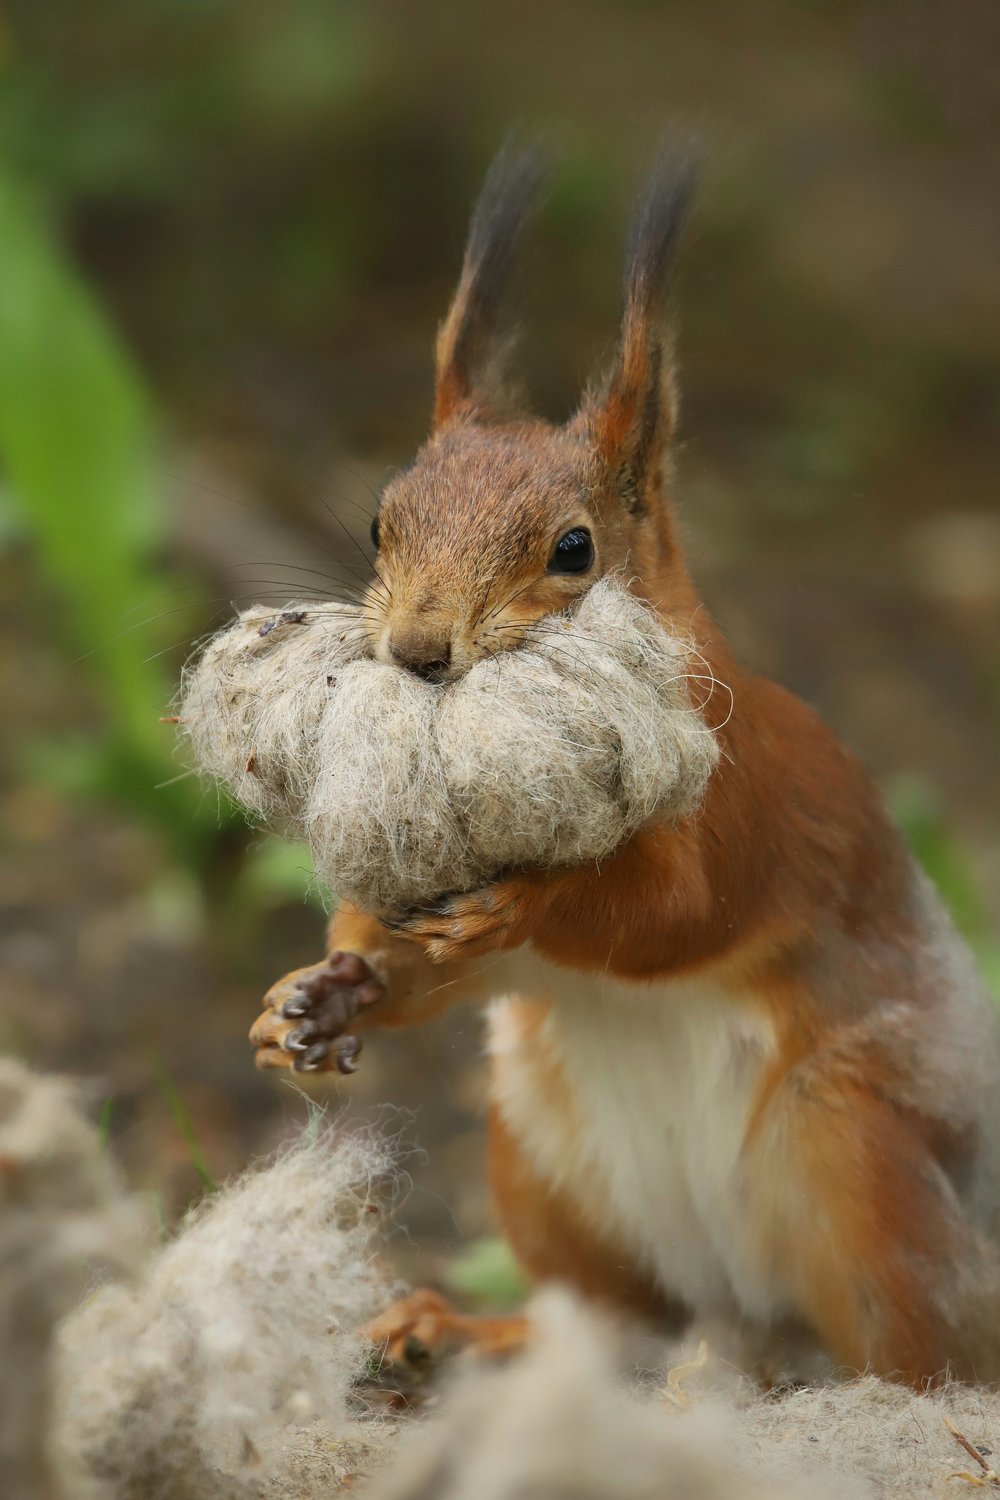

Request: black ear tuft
left=434, top=140, right=548, bottom=429
left=622, top=141, right=697, bottom=341
left=594, top=141, right=698, bottom=511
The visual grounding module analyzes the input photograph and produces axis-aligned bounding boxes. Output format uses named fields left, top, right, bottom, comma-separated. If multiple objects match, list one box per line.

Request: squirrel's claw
left=250, top=951, right=384, bottom=1072
left=363, top=1288, right=530, bottom=1376
left=386, top=877, right=529, bottom=962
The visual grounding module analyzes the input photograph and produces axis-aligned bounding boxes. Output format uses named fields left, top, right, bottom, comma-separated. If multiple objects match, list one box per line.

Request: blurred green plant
left=444, top=1235, right=529, bottom=1312
left=232, top=835, right=327, bottom=913
left=150, top=1051, right=217, bottom=1196
left=891, top=774, right=1000, bottom=1000
left=0, top=164, right=214, bottom=855
left=98, top=1096, right=115, bottom=1150
left=0, top=163, right=350, bottom=926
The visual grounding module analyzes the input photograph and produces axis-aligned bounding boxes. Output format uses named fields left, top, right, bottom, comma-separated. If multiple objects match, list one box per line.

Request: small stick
left=662, top=1340, right=708, bottom=1411
left=159, top=715, right=186, bottom=724
left=945, top=1417, right=999, bottom=1486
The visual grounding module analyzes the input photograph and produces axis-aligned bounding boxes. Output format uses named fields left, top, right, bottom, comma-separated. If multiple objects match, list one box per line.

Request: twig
left=945, top=1416, right=1000, bottom=1487
left=663, top=1340, right=709, bottom=1411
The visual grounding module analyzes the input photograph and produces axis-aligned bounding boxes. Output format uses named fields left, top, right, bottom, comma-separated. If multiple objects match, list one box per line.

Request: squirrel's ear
left=589, top=146, right=696, bottom=513
left=433, top=142, right=547, bottom=430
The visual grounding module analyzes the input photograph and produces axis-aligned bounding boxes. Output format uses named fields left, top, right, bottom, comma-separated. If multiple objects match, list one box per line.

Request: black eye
left=370, top=513, right=380, bottom=550
left=548, top=527, right=594, bottom=575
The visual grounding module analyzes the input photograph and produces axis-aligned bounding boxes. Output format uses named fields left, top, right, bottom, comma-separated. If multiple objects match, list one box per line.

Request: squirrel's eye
left=370, top=514, right=381, bottom=551
left=548, top=527, right=594, bottom=575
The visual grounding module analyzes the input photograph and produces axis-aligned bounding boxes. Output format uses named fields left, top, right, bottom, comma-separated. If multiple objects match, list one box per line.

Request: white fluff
left=367, top=1293, right=814, bottom=1500
left=0, top=1059, right=142, bottom=1500
left=726, top=1374, right=1000, bottom=1498
left=6, top=1055, right=1000, bottom=1499
left=54, top=1125, right=394, bottom=1500
left=179, top=581, right=719, bottom=912
left=369, top=1294, right=1000, bottom=1500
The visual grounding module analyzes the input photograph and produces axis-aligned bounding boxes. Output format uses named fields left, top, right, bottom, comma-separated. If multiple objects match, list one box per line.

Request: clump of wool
left=724, top=1373, right=1000, bottom=1498
left=54, top=1126, right=393, bottom=1500
left=179, top=580, right=719, bottom=912
left=370, top=1293, right=1000, bottom=1500
left=367, top=1292, right=811, bottom=1500
left=0, top=1059, right=143, bottom=1499
left=8, top=1052, right=1000, bottom=1500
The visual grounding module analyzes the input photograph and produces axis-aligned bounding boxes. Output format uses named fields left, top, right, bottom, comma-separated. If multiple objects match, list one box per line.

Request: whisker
left=479, top=575, right=538, bottom=627
left=324, top=488, right=376, bottom=525
left=163, top=463, right=391, bottom=596
left=217, top=579, right=371, bottom=605
left=339, top=463, right=386, bottom=513
left=150, top=612, right=372, bottom=673
left=162, top=468, right=284, bottom=519
left=298, top=479, right=388, bottom=590
left=70, top=588, right=367, bottom=668
left=222, top=557, right=375, bottom=592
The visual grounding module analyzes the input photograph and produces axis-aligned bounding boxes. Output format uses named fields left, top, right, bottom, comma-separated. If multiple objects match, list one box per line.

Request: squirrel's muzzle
left=388, top=628, right=454, bottom=683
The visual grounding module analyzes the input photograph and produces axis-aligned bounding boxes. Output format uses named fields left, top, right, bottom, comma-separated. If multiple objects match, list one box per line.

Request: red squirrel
left=249, top=146, right=1000, bottom=1387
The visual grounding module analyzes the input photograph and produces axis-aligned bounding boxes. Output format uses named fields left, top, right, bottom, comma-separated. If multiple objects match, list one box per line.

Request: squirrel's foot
left=385, top=877, right=529, bottom=962
left=363, top=1289, right=530, bottom=1374
left=250, top=951, right=384, bottom=1073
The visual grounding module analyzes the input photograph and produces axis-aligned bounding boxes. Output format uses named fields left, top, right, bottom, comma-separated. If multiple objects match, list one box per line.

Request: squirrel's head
left=365, top=144, right=696, bottom=684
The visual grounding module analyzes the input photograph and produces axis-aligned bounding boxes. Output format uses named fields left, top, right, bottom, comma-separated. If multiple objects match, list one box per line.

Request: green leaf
left=235, top=835, right=328, bottom=911
left=889, top=774, right=999, bottom=1004
left=150, top=1051, right=217, bottom=1195
left=444, top=1237, right=529, bottom=1311
left=0, top=165, right=209, bottom=848
left=889, top=775, right=988, bottom=938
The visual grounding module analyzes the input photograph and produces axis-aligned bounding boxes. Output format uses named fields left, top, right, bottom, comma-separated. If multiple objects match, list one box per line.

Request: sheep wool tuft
left=179, top=580, right=720, bottom=912
left=54, top=1126, right=394, bottom=1500
left=369, top=1294, right=1000, bottom=1500
left=0, top=1059, right=143, bottom=1500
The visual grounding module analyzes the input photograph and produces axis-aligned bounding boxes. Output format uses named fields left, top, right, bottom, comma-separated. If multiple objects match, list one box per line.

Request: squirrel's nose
left=389, top=633, right=453, bottom=683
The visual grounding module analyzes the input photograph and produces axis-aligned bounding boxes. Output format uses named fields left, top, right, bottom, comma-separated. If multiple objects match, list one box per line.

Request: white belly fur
left=487, top=950, right=788, bottom=1322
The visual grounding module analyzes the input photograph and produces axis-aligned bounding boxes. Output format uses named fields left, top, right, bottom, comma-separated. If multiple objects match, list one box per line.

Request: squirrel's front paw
left=385, top=877, right=529, bottom=963
left=250, top=952, right=384, bottom=1074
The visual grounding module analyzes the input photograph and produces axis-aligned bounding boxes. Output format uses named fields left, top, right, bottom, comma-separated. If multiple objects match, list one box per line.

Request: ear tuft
left=434, top=140, right=548, bottom=430
left=593, top=142, right=697, bottom=511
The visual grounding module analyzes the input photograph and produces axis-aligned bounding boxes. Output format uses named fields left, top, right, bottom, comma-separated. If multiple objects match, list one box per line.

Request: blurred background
left=0, top=0, right=997, bottom=1291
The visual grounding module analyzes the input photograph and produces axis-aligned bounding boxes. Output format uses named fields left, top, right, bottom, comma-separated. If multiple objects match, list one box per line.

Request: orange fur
left=749, top=1061, right=964, bottom=1383
left=489, top=1100, right=680, bottom=1326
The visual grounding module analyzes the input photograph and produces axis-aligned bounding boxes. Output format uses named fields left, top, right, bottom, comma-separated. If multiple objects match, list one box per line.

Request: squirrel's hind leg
left=488, top=1104, right=689, bottom=1333
left=749, top=1059, right=1000, bottom=1386
left=362, top=1090, right=689, bottom=1381
left=363, top=1289, right=530, bottom=1374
